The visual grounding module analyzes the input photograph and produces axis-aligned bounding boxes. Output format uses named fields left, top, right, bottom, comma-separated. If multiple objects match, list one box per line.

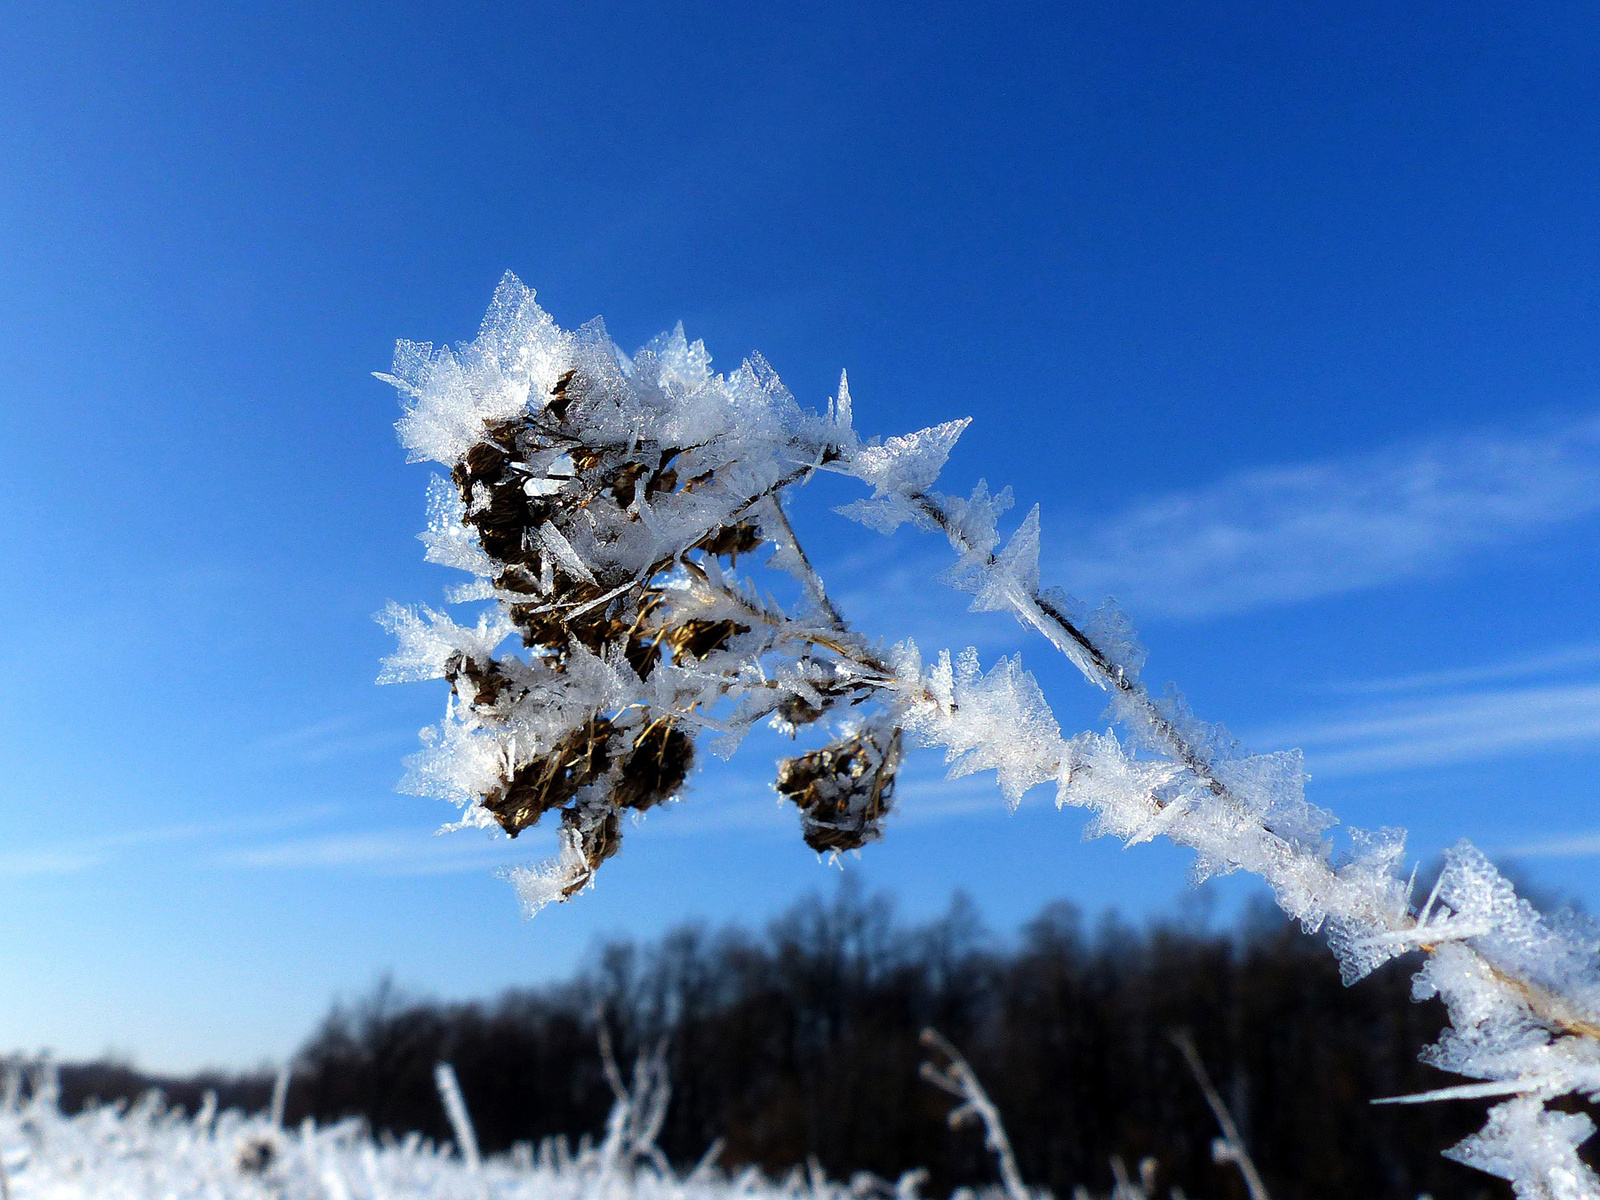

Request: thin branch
left=763, top=494, right=850, bottom=633
left=920, top=1028, right=1029, bottom=1200
left=556, top=459, right=831, bottom=621
left=1168, top=1030, right=1269, bottom=1200
left=269, top=1063, right=290, bottom=1130
left=909, top=486, right=1600, bottom=1048
left=594, top=1004, right=629, bottom=1105
left=905, top=489, right=1254, bottom=799
left=433, top=1062, right=482, bottom=1174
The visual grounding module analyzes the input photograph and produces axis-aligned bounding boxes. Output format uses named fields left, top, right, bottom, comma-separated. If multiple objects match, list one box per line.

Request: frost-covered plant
left=920, top=1029, right=1032, bottom=1200
left=0, top=1052, right=813, bottom=1200
left=1168, top=1030, right=1268, bottom=1200
left=380, top=275, right=1600, bottom=1200
left=920, top=1026, right=1269, bottom=1200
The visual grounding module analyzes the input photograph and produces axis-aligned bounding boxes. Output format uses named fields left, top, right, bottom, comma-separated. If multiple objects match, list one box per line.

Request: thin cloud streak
left=1255, top=682, right=1600, bottom=777
left=1058, top=413, right=1600, bottom=618
left=218, top=828, right=528, bottom=875
left=1505, top=831, right=1600, bottom=859
left=1332, top=642, right=1600, bottom=695
left=253, top=715, right=414, bottom=764
left=0, top=848, right=109, bottom=878
left=0, top=805, right=343, bottom=878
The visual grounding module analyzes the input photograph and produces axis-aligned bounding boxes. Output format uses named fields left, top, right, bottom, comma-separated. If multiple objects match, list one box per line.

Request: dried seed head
left=483, top=716, right=614, bottom=838
left=776, top=725, right=903, bottom=853
left=612, top=720, right=695, bottom=813
left=390, top=322, right=895, bottom=905
left=561, top=804, right=622, bottom=897
left=443, top=653, right=522, bottom=709
left=665, top=618, right=749, bottom=661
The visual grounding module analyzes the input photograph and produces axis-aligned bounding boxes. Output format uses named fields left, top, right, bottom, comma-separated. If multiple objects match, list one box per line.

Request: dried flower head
left=777, top=724, right=902, bottom=853
left=378, top=275, right=933, bottom=907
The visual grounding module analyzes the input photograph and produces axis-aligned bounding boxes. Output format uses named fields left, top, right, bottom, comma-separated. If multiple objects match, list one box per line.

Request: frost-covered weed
left=0, top=1055, right=896, bottom=1200
left=380, top=276, right=1600, bottom=1200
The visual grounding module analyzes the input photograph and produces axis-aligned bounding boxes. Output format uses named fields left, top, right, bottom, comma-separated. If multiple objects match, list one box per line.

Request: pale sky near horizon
left=3, top=1, right=1600, bottom=1071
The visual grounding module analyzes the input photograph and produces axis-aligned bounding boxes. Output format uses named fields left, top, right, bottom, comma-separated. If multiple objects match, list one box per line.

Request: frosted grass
left=0, top=1059, right=905, bottom=1200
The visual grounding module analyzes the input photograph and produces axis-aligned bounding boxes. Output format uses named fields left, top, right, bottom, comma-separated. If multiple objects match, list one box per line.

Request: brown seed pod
left=443, top=652, right=523, bottom=709
left=451, top=429, right=547, bottom=568
left=696, top=520, right=763, bottom=562
left=483, top=716, right=614, bottom=838
left=546, top=368, right=579, bottom=422
left=561, top=805, right=622, bottom=897
left=776, top=692, right=826, bottom=729
left=776, top=725, right=903, bottom=853
left=612, top=719, right=695, bottom=813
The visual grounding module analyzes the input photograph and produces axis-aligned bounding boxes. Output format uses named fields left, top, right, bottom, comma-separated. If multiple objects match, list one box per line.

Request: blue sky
left=3, top=1, right=1600, bottom=1070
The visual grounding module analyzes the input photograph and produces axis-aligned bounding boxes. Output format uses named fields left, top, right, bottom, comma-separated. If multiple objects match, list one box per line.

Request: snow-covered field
left=0, top=1089, right=790, bottom=1200
left=0, top=1060, right=924, bottom=1200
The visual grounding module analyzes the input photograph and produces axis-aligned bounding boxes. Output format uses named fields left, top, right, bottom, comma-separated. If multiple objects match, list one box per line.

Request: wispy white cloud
left=0, top=847, right=109, bottom=878
left=1254, top=681, right=1600, bottom=777
left=0, top=805, right=341, bottom=878
left=253, top=715, right=413, bottom=764
left=1332, top=642, right=1600, bottom=695
left=1058, top=413, right=1600, bottom=618
left=217, top=828, right=527, bottom=875
left=892, top=762, right=1056, bottom=819
left=1504, top=831, right=1600, bottom=859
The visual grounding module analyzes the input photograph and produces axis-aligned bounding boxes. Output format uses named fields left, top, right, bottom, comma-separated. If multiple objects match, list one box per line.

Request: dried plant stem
left=384, top=280, right=1600, bottom=1198
left=920, top=1028, right=1030, bottom=1200
left=908, top=487, right=1599, bottom=1050
left=550, top=461, right=829, bottom=623
left=433, top=1063, right=482, bottom=1173
left=269, top=1064, right=290, bottom=1130
left=596, top=1007, right=629, bottom=1105
left=1169, top=1030, right=1270, bottom=1200
left=762, top=495, right=850, bottom=633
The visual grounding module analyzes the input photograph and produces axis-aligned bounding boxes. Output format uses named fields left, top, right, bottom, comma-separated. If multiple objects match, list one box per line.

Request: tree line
left=61, top=882, right=1569, bottom=1200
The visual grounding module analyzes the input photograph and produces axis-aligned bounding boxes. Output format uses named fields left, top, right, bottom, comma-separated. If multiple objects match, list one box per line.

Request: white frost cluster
left=378, top=273, right=982, bottom=908
left=383, top=279, right=1600, bottom=1197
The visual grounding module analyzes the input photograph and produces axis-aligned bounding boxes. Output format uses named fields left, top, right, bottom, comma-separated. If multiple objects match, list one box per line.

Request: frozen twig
left=596, top=1006, right=630, bottom=1106
left=593, top=1014, right=674, bottom=1179
left=433, top=1063, right=481, bottom=1172
left=269, top=1063, right=290, bottom=1130
left=920, top=1028, right=1029, bottom=1200
left=1168, top=1030, right=1269, bottom=1200
left=382, top=277, right=1600, bottom=1200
